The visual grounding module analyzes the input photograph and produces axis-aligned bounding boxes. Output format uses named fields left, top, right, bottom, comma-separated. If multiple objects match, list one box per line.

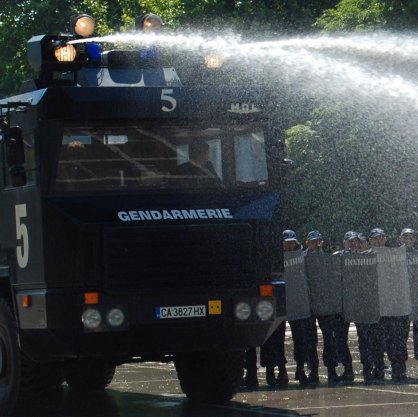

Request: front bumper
left=16, top=282, right=285, bottom=361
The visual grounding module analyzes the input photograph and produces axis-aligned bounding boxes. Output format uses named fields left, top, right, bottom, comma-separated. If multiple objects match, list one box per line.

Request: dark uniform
left=288, top=317, right=318, bottom=385
left=260, top=321, right=288, bottom=387
left=380, top=316, right=409, bottom=380
left=400, top=228, right=418, bottom=360
left=355, top=321, right=385, bottom=382
left=330, top=231, right=357, bottom=383
left=363, top=228, right=409, bottom=382
left=243, top=228, right=295, bottom=389
left=413, top=322, right=418, bottom=359
left=354, top=229, right=386, bottom=382
left=304, top=230, right=339, bottom=385
left=398, top=228, right=418, bottom=378
left=282, top=229, right=315, bottom=386
left=243, top=347, right=258, bottom=388
left=243, top=321, right=288, bottom=388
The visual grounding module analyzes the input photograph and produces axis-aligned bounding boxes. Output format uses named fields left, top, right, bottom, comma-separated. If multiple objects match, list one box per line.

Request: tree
left=315, top=0, right=418, bottom=31
left=0, top=0, right=82, bottom=97
left=284, top=102, right=418, bottom=247
left=314, top=0, right=387, bottom=31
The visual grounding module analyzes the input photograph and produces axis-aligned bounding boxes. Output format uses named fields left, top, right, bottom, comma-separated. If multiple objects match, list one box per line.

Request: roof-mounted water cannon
left=204, top=53, right=224, bottom=69
left=28, top=34, right=78, bottom=73
left=136, top=14, right=164, bottom=31
left=26, top=13, right=101, bottom=86
left=23, top=12, right=181, bottom=89
left=106, top=13, right=164, bottom=71
left=70, top=14, right=96, bottom=38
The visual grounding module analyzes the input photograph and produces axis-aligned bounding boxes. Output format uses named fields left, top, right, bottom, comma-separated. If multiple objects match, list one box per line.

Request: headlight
left=204, top=54, right=224, bottom=69
left=256, top=300, right=274, bottom=320
left=140, top=14, right=163, bottom=31
left=235, top=302, right=251, bottom=321
left=71, top=14, right=95, bottom=37
left=54, top=44, right=77, bottom=62
left=106, top=308, right=125, bottom=327
left=82, top=308, right=102, bottom=329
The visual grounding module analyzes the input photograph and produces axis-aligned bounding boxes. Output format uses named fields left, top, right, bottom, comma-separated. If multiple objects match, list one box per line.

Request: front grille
left=104, top=224, right=255, bottom=291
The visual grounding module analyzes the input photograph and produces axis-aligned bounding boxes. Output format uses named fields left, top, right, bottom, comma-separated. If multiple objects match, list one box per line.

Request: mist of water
left=71, top=31, right=418, bottom=111
left=70, top=29, right=418, bottom=231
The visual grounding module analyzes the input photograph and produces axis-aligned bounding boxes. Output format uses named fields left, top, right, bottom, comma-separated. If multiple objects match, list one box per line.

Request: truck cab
left=0, top=14, right=285, bottom=414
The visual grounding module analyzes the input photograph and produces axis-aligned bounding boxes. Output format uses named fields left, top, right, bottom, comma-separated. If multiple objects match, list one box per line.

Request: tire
left=0, top=298, right=62, bottom=416
left=0, top=297, right=21, bottom=415
left=64, top=360, right=116, bottom=391
left=174, top=350, right=245, bottom=403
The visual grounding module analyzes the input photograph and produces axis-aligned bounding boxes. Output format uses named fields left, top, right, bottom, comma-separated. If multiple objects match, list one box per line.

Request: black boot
left=295, top=364, right=308, bottom=387
left=307, top=369, right=319, bottom=386
left=244, top=368, right=259, bottom=389
left=277, top=366, right=289, bottom=388
left=327, top=367, right=339, bottom=385
left=392, top=362, right=407, bottom=383
left=266, top=366, right=276, bottom=387
left=363, top=368, right=373, bottom=385
left=339, top=364, right=355, bottom=383
left=372, top=367, right=385, bottom=381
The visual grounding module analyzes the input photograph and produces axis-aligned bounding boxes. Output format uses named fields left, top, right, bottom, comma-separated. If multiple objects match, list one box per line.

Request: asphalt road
left=27, top=325, right=418, bottom=417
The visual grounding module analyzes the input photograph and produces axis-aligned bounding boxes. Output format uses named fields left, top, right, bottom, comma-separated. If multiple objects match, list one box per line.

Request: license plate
left=156, top=305, right=206, bottom=319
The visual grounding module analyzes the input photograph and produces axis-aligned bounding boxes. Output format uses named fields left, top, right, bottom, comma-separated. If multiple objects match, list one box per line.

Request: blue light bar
left=86, top=42, right=101, bottom=65
left=139, top=46, right=159, bottom=68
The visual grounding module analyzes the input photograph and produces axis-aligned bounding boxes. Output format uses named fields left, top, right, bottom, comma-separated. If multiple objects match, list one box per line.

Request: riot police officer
left=260, top=321, right=288, bottom=388
left=304, top=230, right=339, bottom=385
left=368, top=228, right=409, bottom=382
left=399, top=228, right=418, bottom=359
left=332, top=231, right=355, bottom=383
left=283, top=229, right=314, bottom=386
left=354, top=228, right=386, bottom=382
left=243, top=326, right=288, bottom=389
left=243, top=235, right=289, bottom=389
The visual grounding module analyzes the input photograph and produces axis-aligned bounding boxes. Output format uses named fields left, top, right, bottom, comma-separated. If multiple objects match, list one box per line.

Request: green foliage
left=315, top=0, right=386, bottom=31
left=0, top=0, right=82, bottom=96
left=284, top=103, right=418, bottom=246
left=174, top=0, right=340, bottom=33
left=315, top=0, right=418, bottom=31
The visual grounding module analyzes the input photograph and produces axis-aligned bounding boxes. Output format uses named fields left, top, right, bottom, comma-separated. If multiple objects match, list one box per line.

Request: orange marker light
left=259, top=284, right=273, bottom=297
left=22, top=295, right=31, bottom=308
left=84, top=292, right=99, bottom=305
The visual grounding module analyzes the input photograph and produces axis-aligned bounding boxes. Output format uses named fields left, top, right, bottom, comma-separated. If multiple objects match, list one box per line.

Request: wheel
left=0, top=298, right=60, bottom=415
left=64, top=360, right=116, bottom=391
left=173, top=350, right=245, bottom=403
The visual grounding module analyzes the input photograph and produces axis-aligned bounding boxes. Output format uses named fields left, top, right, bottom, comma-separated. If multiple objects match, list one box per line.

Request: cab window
left=54, top=125, right=268, bottom=192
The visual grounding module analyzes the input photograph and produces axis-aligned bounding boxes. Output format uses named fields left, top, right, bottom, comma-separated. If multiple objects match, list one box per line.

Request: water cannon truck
left=0, top=14, right=286, bottom=414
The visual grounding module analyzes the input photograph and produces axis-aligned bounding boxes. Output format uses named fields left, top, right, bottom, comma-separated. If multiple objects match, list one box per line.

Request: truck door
left=0, top=127, right=44, bottom=287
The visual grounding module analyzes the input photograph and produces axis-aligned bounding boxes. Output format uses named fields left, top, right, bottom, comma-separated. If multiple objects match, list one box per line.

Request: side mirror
left=6, top=126, right=25, bottom=166
left=9, top=166, right=27, bottom=187
left=281, top=158, right=296, bottom=178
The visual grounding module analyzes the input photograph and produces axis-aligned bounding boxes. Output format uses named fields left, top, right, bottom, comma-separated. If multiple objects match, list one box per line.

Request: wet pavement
left=27, top=325, right=418, bottom=417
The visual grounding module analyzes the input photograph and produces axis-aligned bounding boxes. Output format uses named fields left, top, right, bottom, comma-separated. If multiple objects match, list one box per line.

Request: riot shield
left=407, top=251, right=418, bottom=321
left=376, top=246, right=411, bottom=317
left=305, top=252, right=342, bottom=316
left=342, top=252, right=380, bottom=324
left=283, top=249, right=311, bottom=321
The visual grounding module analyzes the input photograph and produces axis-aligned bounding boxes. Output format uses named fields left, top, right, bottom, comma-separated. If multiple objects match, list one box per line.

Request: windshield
left=54, top=125, right=268, bottom=192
